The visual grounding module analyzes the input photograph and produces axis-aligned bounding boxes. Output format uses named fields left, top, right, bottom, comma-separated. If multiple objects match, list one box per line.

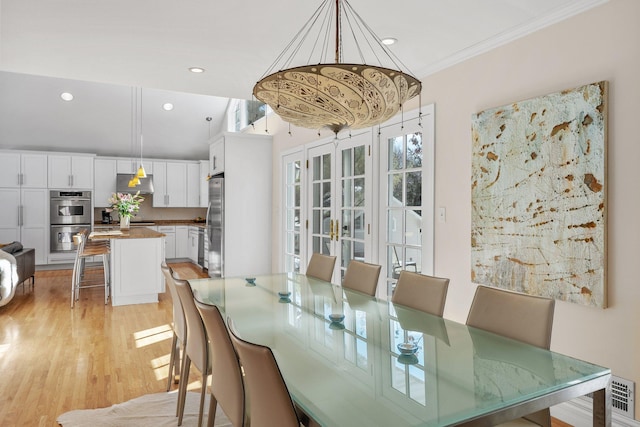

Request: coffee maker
left=101, top=210, right=112, bottom=224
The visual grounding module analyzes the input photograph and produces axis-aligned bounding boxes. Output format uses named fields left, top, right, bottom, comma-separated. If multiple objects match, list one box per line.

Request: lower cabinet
left=158, top=226, right=176, bottom=259
left=175, top=226, right=189, bottom=258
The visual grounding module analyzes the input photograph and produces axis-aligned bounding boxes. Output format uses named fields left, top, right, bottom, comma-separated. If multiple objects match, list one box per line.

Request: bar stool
left=70, top=230, right=111, bottom=308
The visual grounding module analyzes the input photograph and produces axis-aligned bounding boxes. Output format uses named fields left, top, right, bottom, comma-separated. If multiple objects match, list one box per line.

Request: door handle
left=335, top=219, right=339, bottom=241
left=329, top=219, right=334, bottom=240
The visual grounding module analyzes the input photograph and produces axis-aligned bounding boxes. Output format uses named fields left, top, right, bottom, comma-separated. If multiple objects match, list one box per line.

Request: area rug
left=57, top=391, right=232, bottom=427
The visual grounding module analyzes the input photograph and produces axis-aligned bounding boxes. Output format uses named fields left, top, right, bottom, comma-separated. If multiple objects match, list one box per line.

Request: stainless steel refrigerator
left=206, top=176, right=224, bottom=277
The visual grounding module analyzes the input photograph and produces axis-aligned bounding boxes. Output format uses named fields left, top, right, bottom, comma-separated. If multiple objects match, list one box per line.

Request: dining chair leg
left=177, top=354, right=191, bottom=425
left=197, top=373, right=208, bottom=427
left=167, top=333, right=178, bottom=392
left=206, top=393, right=217, bottom=427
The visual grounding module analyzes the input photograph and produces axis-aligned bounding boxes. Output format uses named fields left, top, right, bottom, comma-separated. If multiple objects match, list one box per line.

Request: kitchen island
left=90, top=227, right=165, bottom=306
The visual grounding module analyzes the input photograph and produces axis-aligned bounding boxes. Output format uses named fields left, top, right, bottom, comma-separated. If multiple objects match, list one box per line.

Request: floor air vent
left=584, top=375, right=635, bottom=419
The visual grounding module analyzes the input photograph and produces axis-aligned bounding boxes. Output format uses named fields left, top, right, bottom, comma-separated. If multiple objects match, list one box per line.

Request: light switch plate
left=438, top=207, right=446, bottom=223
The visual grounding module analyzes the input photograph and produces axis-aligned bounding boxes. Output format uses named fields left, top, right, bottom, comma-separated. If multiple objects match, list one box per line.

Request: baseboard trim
left=551, top=399, right=640, bottom=427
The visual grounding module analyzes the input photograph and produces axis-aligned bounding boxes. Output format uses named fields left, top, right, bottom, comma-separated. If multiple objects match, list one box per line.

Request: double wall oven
left=50, top=190, right=92, bottom=253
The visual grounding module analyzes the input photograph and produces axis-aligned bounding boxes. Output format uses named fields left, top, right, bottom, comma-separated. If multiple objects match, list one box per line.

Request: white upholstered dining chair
left=172, top=274, right=211, bottom=427
left=341, top=260, right=381, bottom=296
left=392, top=271, right=449, bottom=317
left=466, top=285, right=555, bottom=427
left=161, top=263, right=186, bottom=392
left=305, top=253, right=336, bottom=282
left=195, top=301, right=245, bottom=427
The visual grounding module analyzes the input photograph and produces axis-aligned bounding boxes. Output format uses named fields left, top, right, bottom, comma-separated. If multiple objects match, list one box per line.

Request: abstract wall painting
left=471, top=81, right=607, bottom=308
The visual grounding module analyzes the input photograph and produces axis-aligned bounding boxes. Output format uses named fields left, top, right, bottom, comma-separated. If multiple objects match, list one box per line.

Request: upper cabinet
left=48, top=154, right=94, bottom=189
left=0, top=151, right=48, bottom=188
left=209, top=140, right=225, bottom=175
left=152, top=161, right=187, bottom=207
left=186, top=162, right=200, bottom=207
left=94, top=158, right=117, bottom=207
left=116, top=159, right=153, bottom=175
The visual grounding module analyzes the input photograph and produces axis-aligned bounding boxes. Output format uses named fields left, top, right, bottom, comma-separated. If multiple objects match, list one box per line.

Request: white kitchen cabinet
left=94, top=158, right=117, bottom=207
left=48, top=154, right=94, bottom=189
left=158, top=225, right=176, bottom=258
left=0, top=188, right=48, bottom=264
left=152, top=161, right=187, bottom=207
left=208, top=133, right=273, bottom=277
left=199, top=160, right=210, bottom=208
left=186, top=162, right=200, bottom=207
left=0, top=151, right=48, bottom=188
left=209, top=140, right=225, bottom=175
left=175, top=225, right=189, bottom=258
left=188, top=226, right=199, bottom=263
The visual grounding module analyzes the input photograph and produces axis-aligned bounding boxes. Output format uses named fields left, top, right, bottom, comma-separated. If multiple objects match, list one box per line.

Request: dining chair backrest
left=466, top=285, right=555, bottom=427
left=227, top=318, right=300, bottom=427
left=195, top=301, right=245, bottom=427
left=342, top=260, right=381, bottom=296
left=305, top=253, right=336, bottom=282
left=392, top=271, right=450, bottom=317
left=161, top=263, right=186, bottom=343
left=466, top=285, right=555, bottom=349
left=173, top=275, right=208, bottom=373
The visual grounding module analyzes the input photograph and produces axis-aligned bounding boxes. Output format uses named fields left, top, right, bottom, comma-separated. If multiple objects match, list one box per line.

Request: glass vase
left=120, top=215, right=130, bottom=230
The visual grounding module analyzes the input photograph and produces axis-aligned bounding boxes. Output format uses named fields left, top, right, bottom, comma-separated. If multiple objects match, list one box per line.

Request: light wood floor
left=0, top=263, right=573, bottom=427
left=0, top=262, right=207, bottom=427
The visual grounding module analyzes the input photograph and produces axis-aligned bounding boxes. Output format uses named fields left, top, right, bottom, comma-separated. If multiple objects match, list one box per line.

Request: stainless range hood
left=116, top=174, right=154, bottom=194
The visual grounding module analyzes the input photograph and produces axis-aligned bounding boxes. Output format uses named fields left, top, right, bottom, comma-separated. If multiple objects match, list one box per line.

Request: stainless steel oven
left=50, top=190, right=92, bottom=253
left=50, top=191, right=92, bottom=225
left=50, top=224, right=92, bottom=253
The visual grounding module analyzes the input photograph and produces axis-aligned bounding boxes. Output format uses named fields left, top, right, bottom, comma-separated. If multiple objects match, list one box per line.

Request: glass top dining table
left=189, top=273, right=611, bottom=427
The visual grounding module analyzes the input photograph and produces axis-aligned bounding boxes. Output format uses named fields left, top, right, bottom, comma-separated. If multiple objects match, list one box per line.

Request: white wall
left=264, top=0, right=640, bottom=419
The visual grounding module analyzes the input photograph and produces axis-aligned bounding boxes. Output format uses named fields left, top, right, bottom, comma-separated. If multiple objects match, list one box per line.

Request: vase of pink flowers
left=106, top=192, right=144, bottom=230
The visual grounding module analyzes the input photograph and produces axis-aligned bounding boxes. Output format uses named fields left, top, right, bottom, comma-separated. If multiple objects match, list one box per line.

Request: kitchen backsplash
left=94, top=198, right=206, bottom=222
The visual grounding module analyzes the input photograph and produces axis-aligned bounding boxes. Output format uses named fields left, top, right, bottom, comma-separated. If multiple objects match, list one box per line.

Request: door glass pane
left=405, top=210, right=421, bottom=246
left=313, top=156, right=321, bottom=180
left=313, top=182, right=321, bottom=208
left=388, top=137, right=403, bottom=170
left=388, top=173, right=403, bottom=205
left=341, top=240, right=352, bottom=267
left=341, top=210, right=351, bottom=238
left=354, top=177, right=364, bottom=207
left=406, top=133, right=423, bottom=168
left=322, top=153, right=331, bottom=179
left=342, top=149, right=352, bottom=177
left=313, top=210, right=321, bottom=233
left=406, top=171, right=422, bottom=207
left=354, top=145, right=365, bottom=175
left=322, top=209, right=331, bottom=235
left=387, top=210, right=403, bottom=244
left=322, top=182, right=331, bottom=207
left=342, top=178, right=352, bottom=207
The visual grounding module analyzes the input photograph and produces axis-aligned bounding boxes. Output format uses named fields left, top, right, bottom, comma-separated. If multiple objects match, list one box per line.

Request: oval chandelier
left=253, top=0, right=422, bottom=135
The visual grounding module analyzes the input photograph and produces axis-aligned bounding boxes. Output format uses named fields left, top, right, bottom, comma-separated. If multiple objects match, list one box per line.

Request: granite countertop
left=95, top=220, right=206, bottom=228
left=89, top=227, right=165, bottom=240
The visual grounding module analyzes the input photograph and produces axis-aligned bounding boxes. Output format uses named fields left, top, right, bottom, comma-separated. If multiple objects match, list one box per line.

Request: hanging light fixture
left=136, top=87, right=147, bottom=179
left=253, top=0, right=422, bottom=135
left=128, top=87, right=141, bottom=187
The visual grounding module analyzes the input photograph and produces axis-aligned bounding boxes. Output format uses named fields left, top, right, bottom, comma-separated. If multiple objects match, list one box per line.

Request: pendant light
left=128, top=87, right=141, bottom=187
left=253, top=0, right=421, bottom=135
left=136, top=87, right=147, bottom=179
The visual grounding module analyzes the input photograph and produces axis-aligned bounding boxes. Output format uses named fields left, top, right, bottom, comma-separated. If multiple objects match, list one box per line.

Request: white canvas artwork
left=471, top=81, right=607, bottom=308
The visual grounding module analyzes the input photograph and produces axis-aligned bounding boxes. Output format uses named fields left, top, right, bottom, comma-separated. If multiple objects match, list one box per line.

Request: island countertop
left=89, top=227, right=165, bottom=240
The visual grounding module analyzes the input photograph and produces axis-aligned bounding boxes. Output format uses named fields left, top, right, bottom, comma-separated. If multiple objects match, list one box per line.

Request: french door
left=306, top=131, right=373, bottom=282
left=282, top=150, right=304, bottom=273
left=378, top=105, right=435, bottom=298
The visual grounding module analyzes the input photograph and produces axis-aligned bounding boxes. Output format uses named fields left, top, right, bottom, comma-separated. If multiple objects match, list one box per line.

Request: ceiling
left=0, top=0, right=606, bottom=160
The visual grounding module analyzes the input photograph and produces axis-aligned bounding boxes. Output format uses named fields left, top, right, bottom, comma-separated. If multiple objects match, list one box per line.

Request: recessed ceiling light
left=381, top=37, right=397, bottom=46
left=189, top=67, right=205, bottom=73
left=162, top=103, right=174, bottom=111
left=60, top=92, right=74, bottom=101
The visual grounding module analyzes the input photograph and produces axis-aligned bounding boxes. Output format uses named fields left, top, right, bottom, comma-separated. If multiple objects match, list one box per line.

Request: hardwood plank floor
left=0, top=263, right=573, bottom=427
left=0, top=262, right=206, bottom=427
